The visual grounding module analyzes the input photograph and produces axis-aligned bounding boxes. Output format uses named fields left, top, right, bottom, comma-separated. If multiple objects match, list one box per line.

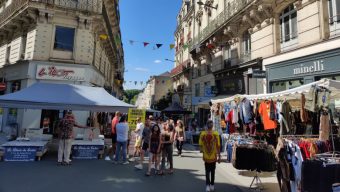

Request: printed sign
left=127, top=109, right=146, bottom=131
left=252, top=70, right=266, bottom=78
left=72, top=145, right=101, bottom=159
left=4, top=146, right=37, bottom=161
left=36, top=65, right=85, bottom=81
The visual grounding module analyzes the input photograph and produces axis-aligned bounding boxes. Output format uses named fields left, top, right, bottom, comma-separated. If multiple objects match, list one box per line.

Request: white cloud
left=134, top=67, right=149, bottom=72
left=154, top=60, right=162, bottom=64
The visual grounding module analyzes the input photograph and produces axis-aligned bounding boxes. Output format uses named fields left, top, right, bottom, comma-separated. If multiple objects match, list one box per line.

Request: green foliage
left=154, top=90, right=173, bottom=110
left=123, top=89, right=141, bottom=104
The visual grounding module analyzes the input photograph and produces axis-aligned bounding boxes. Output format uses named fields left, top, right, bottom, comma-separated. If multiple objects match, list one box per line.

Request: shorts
left=111, top=133, right=117, bottom=144
left=142, top=142, right=149, bottom=151
left=135, top=138, right=142, bottom=148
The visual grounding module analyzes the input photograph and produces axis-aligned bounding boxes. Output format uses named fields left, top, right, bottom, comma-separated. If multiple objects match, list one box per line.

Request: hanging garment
left=304, top=86, right=317, bottom=112
left=259, top=101, right=277, bottom=130
left=270, top=99, right=276, bottom=121
left=300, top=94, right=308, bottom=123
left=239, top=98, right=254, bottom=124
left=281, top=101, right=292, bottom=135
left=317, top=90, right=330, bottom=109
left=319, top=111, right=330, bottom=141
left=226, top=110, right=236, bottom=134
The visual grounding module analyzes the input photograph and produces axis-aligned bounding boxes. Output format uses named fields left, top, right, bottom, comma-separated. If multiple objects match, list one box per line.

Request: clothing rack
left=250, top=171, right=263, bottom=191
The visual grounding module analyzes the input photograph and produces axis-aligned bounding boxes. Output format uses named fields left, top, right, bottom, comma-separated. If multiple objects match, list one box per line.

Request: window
left=54, top=26, right=75, bottom=51
left=241, top=31, right=251, bottom=63
left=328, top=0, right=340, bottom=36
left=280, top=4, right=298, bottom=50
left=195, top=83, right=200, bottom=97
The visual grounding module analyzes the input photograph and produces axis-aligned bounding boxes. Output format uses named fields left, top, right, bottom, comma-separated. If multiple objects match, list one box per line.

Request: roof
left=0, top=83, right=134, bottom=112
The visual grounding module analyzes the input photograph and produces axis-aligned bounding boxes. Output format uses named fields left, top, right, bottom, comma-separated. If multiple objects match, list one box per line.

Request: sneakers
left=210, top=185, right=214, bottom=191
left=206, top=185, right=210, bottom=192
left=129, top=157, right=135, bottom=162
left=122, top=161, right=129, bottom=165
left=135, top=164, right=143, bottom=170
left=105, top=156, right=111, bottom=161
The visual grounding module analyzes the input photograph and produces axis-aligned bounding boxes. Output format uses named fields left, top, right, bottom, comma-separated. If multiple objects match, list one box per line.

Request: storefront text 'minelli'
left=293, top=60, right=325, bottom=75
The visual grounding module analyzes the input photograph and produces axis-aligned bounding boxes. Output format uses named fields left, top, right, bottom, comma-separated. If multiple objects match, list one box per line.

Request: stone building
left=0, top=0, right=124, bottom=131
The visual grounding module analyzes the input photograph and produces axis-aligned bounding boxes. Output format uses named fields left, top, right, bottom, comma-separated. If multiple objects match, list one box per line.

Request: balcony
left=240, top=51, right=251, bottom=64
left=189, top=0, right=254, bottom=50
left=0, top=0, right=102, bottom=26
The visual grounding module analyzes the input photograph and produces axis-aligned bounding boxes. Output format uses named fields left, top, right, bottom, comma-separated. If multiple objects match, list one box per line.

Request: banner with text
left=127, top=109, right=146, bottom=131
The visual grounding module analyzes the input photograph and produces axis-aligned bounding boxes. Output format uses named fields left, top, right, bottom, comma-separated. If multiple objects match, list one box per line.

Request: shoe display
left=135, top=164, right=143, bottom=170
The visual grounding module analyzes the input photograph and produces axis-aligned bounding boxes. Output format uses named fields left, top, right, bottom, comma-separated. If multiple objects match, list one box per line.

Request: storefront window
left=54, top=26, right=75, bottom=51
left=271, top=79, right=303, bottom=93
left=195, top=83, right=200, bottom=96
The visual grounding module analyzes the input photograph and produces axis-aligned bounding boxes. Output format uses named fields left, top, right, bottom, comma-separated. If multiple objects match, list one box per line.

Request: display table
left=1, top=140, right=49, bottom=161
left=71, top=139, right=104, bottom=160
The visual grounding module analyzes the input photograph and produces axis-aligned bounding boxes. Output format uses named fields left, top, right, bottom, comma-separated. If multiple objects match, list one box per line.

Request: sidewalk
left=182, top=144, right=280, bottom=192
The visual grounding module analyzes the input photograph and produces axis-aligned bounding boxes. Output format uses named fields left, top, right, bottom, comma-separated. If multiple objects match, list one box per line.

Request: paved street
left=0, top=145, right=252, bottom=192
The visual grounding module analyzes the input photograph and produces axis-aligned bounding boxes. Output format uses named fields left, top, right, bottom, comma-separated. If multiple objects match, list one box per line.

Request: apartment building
left=173, top=0, right=194, bottom=111
left=173, top=0, right=340, bottom=125
left=0, top=0, right=124, bottom=131
left=135, top=72, right=173, bottom=109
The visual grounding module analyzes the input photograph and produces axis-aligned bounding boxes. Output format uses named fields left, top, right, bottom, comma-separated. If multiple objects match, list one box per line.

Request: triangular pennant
left=143, top=42, right=149, bottom=47
left=140, top=81, right=143, bottom=85
left=134, top=81, right=137, bottom=85
left=183, top=44, right=188, bottom=50
left=129, top=40, right=134, bottom=45
left=99, top=34, right=108, bottom=40
left=170, top=44, right=175, bottom=50
left=156, top=44, right=163, bottom=48
left=114, top=35, right=121, bottom=44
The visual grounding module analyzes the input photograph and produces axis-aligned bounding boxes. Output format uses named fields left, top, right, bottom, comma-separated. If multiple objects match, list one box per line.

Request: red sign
left=0, top=83, right=6, bottom=91
left=36, top=65, right=85, bottom=81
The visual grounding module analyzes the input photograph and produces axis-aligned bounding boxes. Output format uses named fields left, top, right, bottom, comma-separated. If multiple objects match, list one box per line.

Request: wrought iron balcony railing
left=0, top=0, right=102, bottom=26
left=189, top=0, right=254, bottom=50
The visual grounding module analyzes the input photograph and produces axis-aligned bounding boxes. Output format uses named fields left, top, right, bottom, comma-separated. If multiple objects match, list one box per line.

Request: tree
left=154, top=90, right=173, bottom=110
left=123, top=89, right=141, bottom=104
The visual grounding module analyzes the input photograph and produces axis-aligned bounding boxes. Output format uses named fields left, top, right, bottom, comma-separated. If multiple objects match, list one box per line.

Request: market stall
left=0, top=83, right=134, bottom=162
left=211, top=79, right=340, bottom=191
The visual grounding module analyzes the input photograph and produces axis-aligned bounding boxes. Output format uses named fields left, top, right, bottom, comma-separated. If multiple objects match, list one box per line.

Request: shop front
left=266, top=48, right=340, bottom=93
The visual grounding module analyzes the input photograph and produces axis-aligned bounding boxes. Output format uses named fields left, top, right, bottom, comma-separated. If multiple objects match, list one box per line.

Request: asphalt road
left=0, top=145, right=249, bottom=192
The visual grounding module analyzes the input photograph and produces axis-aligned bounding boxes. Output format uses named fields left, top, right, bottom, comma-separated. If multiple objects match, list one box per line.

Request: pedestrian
left=113, top=114, right=129, bottom=164
left=132, top=117, right=144, bottom=161
left=175, top=120, right=185, bottom=157
left=105, top=111, right=121, bottom=161
left=199, top=120, right=221, bottom=192
left=145, top=123, right=161, bottom=176
left=159, top=122, right=174, bottom=175
left=135, top=119, right=151, bottom=170
left=57, top=110, right=88, bottom=166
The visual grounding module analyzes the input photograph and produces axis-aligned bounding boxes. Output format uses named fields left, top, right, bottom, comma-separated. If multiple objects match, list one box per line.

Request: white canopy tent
left=0, top=83, right=134, bottom=113
left=212, top=79, right=340, bottom=104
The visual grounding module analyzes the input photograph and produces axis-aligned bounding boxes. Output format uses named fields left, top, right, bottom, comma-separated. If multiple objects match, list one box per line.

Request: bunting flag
left=129, top=40, right=134, bottom=45
left=143, top=42, right=150, bottom=47
left=99, top=34, right=108, bottom=40
left=114, top=35, right=121, bottom=45
left=140, top=81, right=143, bottom=85
left=134, top=81, right=137, bottom=85
left=170, top=44, right=175, bottom=50
left=183, top=44, right=188, bottom=50
left=156, top=44, right=163, bottom=49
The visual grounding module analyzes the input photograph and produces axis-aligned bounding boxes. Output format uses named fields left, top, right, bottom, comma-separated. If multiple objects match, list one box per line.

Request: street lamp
left=197, top=1, right=217, bottom=10
left=165, top=59, right=176, bottom=62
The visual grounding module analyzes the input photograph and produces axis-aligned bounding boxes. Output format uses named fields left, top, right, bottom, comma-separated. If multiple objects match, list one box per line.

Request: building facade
left=135, top=72, right=173, bottom=109
left=0, top=0, right=124, bottom=132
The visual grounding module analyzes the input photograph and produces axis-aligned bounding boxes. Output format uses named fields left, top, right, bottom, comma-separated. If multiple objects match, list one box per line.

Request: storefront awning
left=0, top=83, right=135, bottom=112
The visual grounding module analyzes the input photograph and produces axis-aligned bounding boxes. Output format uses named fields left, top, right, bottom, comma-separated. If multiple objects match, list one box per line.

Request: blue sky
left=119, top=0, right=182, bottom=90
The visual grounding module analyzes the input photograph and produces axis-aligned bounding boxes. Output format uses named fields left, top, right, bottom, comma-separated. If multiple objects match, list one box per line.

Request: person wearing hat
left=57, top=110, right=87, bottom=165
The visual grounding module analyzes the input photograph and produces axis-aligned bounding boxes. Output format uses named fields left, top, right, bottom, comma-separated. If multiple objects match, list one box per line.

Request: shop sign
left=127, top=109, right=146, bottom=130
left=293, top=60, right=325, bottom=75
left=72, top=145, right=101, bottom=159
left=252, top=70, right=266, bottom=78
left=4, top=146, right=37, bottom=161
left=36, top=65, right=85, bottom=81
left=204, top=86, right=215, bottom=97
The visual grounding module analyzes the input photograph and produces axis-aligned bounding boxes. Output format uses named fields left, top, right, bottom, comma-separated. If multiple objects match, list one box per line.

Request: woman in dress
left=145, top=124, right=161, bottom=176
left=175, top=120, right=186, bottom=157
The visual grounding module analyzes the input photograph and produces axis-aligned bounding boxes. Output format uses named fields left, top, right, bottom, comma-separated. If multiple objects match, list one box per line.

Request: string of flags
left=128, top=39, right=176, bottom=51
left=123, top=80, right=173, bottom=86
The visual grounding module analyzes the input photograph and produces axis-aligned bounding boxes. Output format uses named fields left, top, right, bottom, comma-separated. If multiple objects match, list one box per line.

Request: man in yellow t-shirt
left=199, top=120, right=221, bottom=192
